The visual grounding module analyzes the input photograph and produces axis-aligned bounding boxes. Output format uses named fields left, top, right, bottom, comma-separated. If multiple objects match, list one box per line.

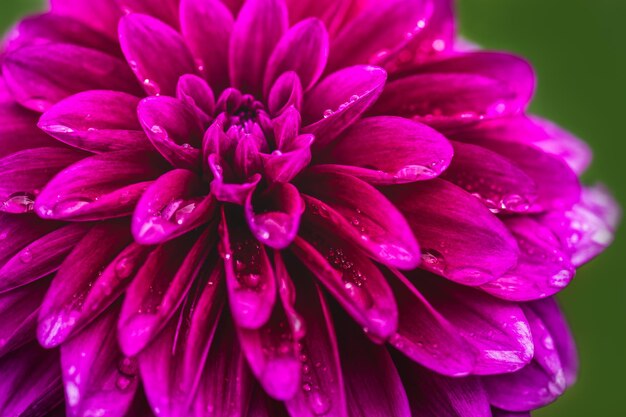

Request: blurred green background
left=1, top=0, right=624, bottom=416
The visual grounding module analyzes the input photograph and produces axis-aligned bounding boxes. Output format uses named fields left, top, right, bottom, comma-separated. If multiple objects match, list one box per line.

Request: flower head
left=0, top=0, right=619, bottom=416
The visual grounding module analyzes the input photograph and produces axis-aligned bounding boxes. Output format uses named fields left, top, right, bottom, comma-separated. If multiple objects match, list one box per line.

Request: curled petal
left=268, top=72, right=304, bottom=116
left=35, top=151, right=168, bottom=221
left=262, top=134, right=313, bottom=183
left=38, top=90, right=152, bottom=153
left=118, top=13, right=196, bottom=96
left=303, top=65, right=387, bottom=147
left=385, top=179, right=519, bottom=284
left=176, top=74, right=215, bottom=122
left=317, top=116, right=453, bottom=183
left=2, top=43, right=140, bottom=112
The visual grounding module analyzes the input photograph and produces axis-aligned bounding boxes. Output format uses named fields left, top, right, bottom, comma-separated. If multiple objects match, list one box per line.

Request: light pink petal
left=0, top=223, right=89, bottom=293
left=119, top=229, right=215, bottom=356
left=220, top=210, right=277, bottom=329
left=371, top=73, right=524, bottom=129
left=0, top=101, right=61, bottom=159
left=35, top=151, right=168, bottom=221
left=268, top=72, right=304, bottom=116
left=180, top=0, right=234, bottom=92
left=481, top=217, right=575, bottom=302
left=118, top=13, right=196, bottom=96
left=0, top=342, right=63, bottom=416
left=2, top=43, right=140, bottom=112
left=293, top=229, right=398, bottom=341
left=264, top=18, right=329, bottom=94
left=132, top=169, right=216, bottom=245
left=441, top=141, right=538, bottom=213
left=273, top=254, right=348, bottom=416
left=316, top=116, right=453, bottom=184
left=244, top=183, right=303, bottom=250
left=482, top=307, right=566, bottom=412
left=61, top=305, right=139, bottom=417
left=229, top=0, right=288, bottom=95
left=0, top=147, right=86, bottom=214
left=38, top=90, right=153, bottom=153
left=299, top=171, right=420, bottom=269
left=411, top=271, right=534, bottom=375
left=115, top=0, right=180, bottom=28
left=302, top=65, right=387, bottom=147
left=137, top=96, right=204, bottom=170
left=0, top=280, right=49, bottom=357
left=388, top=270, right=477, bottom=376
left=385, top=179, right=519, bottom=285
left=50, top=0, right=122, bottom=38
left=337, top=315, right=410, bottom=417
left=328, top=0, right=431, bottom=71
left=35, top=221, right=140, bottom=348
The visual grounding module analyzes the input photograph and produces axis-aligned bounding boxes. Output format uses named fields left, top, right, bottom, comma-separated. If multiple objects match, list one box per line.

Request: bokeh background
left=0, top=0, right=624, bottom=416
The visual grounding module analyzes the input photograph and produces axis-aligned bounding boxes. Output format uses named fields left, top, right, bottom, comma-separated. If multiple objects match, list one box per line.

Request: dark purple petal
left=0, top=342, right=63, bottom=416
left=441, top=141, right=538, bottom=213
left=180, top=0, right=233, bottom=92
left=60, top=305, right=138, bottom=417
left=35, top=151, right=168, bottom=221
left=132, top=169, right=216, bottom=245
left=220, top=210, right=277, bottom=329
left=284, top=0, right=352, bottom=37
left=118, top=13, right=196, bottom=96
left=299, top=171, right=420, bottom=269
left=0, top=213, right=61, bottom=266
left=385, top=179, right=519, bottom=285
left=119, top=229, right=215, bottom=356
left=482, top=307, right=566, bottom=412
left=292, top=231, right=398, bottom=341
left=303, top=65, right=387, bottom=147
left=36, top=221, right=137, bottom=348
left=264, top=18, right=329, bottom=94
left=410, top=271, right=534, bottom=374
left=0, top=101, right=61, bottom=159
left=481, top=217, right=575, bottom=301
left=316, top=116, right=453, bottom=184
left=38, top=90, right=153, bottom=153
left=137, top=96, right=204, bottom=170
left=0, top=147, right=85, bottom=214
left=50, top=0, right=122, bottom=38
left=115, top=0, right=180, bottom=28
left=328, top=0, right=431, bottom=71
left=0, top=223, right=89, bottom=293
left=229, top=0, right=288, bottom=95
left=2, top=43, right=140, bottom=112
left=388, top=271, right=476, bottom=376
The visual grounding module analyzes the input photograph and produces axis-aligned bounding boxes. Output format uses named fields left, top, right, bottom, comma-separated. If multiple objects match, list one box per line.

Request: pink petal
left=38, top=90, right=153, bottom=153
left=388, top=270, right=477, bottom=376
left=385, top=179, right=519, bottom=285
left=0, top=147, right=86, bottom=214
left=176, top=74, right=215, bottom=121
left=35, top=151, right=168, bottom=221
left=0, top=223, right=89, bottom=293
left=2, top=43, right=140, bottom=112
left=132, top=169, right=216, bottom=245
left=220, top=210, right=277, bottom=329
left=137, top=96, right=204, bottom=170
left=0, top=213, right=61, bottom=266
left=115, top=0, right=180, bottom=28
left=229, top=0, right=288, bottom=95
left=410, top=271, right=534, bottom=375
left=50, top=0, right=122, bottom=38
left=0, top=101, right=61, bottom=159
left=60, top=305, right=139, bottom=417
left=262, top=133, right=314, bottom=183
left=481, top=217, right=575, bottom=302
left=244, top=183, right=304, bottom=250
left=292, top=230, right=398, bottom=341
left=441, top=141, right=538, bottom=213
left=264, top=18, right=329, bottom=94
left=118, top=13, right=196, bottom=96
left=180, top=0, right=234, bottom=92
left=316, top=116, right=453, bottom=183
left=284, top=0, right=352, bottom=37
left=268, top=72, right=303, bottom=116
left=299, top=171, right=420, bottom=269
left=0, top=342, right=63, bottom=416
left=302, top=65, right=387, bottom=147
left=328, top=0, right=431, bottom=71
left=119, top=229, right=215, bottom=356
left=36, top=221, right=138, bottom=348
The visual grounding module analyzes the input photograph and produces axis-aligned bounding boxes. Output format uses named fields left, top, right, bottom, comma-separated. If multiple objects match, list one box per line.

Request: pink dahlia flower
left=0, top=0, right=619, bottom=416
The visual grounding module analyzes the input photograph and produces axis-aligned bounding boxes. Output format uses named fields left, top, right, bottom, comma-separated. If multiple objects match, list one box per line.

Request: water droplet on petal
left=308, top=391, right=331, bottom=416
left=19, top=248, right=33, bottom=263
left=549, top=270, right=571, bottom=288
left=323, top=109, right=334, bottom=119
left=2, top=192, right=35, bottom=213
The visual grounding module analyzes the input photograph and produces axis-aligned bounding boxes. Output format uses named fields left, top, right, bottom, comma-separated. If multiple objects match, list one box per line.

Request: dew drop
left=421, top=249, right=445, bottom=273
left=19, top=248, right=33, bottom=264
left=115, top=257, right=134, bottom=279
left=323, top=109, right=334, bottom=119
left=143, top=79, right=161, bottom=95
left=549, top=270, right=571, bottom=288
left=44, top=124, right=75, bottom=134
left=308, top=391, right=331, bottom=416
left=2, top=192, right=35, bottom=213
